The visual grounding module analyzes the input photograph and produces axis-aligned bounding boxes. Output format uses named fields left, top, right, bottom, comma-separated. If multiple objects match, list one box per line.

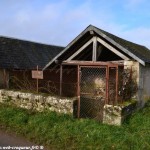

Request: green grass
left=0, top=103, right=150, bottom=150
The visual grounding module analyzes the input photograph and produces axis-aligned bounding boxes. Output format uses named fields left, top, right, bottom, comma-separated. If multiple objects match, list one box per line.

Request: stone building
left=0, top=36, right=64, bottom=93
left=43, top=25, right=150, bottom=108
left=1, top=25, right=150, bottom=121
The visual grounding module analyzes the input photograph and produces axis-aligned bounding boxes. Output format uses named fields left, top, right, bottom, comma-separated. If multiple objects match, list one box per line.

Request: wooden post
left=3, top=69, right=7, bottom=88
left=115, top=66, right=119, bottom=105
left=60, top=65, right=63, bottom=96
left=77, top=65, right=80, bottom=118
left=37, top=65, right=39, bottom=93
left=106, top=66, right=109, bottom=104
left=3, top=69, right=9, bottom=89
left=92, top=36, right=97, bottom=61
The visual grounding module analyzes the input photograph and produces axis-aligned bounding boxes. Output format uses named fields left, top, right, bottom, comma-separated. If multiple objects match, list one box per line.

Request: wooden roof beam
left=66, top=37, right=94, bottom=61
left=92, top=36, right=97, bottom=61
left=97, top=37, right=130, bottom=60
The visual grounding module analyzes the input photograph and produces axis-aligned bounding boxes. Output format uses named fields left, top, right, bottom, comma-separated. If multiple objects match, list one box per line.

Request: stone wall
left=0, top=89, right=74, bottom=114
left=0, top=89, right=138, bottom=126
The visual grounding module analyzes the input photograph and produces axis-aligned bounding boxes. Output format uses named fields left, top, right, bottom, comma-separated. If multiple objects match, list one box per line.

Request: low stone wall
left=103, top=103, right=137, bottom=125
left=0, top=89, right=138, bottom=125
left=0, top=89, right=74, bottom=114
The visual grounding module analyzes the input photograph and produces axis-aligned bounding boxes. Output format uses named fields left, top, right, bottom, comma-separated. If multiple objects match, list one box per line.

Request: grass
left=0, top=103, right=150, bottom=150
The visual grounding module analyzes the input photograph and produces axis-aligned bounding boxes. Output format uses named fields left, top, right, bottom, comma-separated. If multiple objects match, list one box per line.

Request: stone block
left=103, top=103, right=137, bottom=125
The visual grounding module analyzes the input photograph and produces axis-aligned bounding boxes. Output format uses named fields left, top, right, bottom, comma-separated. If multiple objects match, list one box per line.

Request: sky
left=0, top=0, right=150, bottom=48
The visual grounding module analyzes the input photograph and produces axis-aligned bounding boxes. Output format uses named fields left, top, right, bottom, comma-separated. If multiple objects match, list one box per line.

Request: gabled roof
left=0, top=36, right=64, bottom=70
left=93, top=26, right=150, bottom=65
left=43, top=25, right=150, bottom=70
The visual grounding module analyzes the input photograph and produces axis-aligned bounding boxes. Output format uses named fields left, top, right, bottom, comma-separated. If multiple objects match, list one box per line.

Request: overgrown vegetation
left=0, top=103, right=150, bottom=150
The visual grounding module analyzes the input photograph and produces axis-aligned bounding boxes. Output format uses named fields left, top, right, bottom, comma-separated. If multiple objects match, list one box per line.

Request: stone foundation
left=0, top=89, right=74, bottom=114
left=103, top=103, right=137, bottom=125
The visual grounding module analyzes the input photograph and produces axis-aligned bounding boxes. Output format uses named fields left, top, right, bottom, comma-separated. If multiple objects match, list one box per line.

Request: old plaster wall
left=0, top=89, right=74, bottom=114
left=124, top=60, right=150, bottom=107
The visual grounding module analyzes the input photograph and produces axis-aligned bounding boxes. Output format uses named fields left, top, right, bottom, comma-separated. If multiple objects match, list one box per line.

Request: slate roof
left=44, top=25, right=150, bottom=69
left=95, top=26, right=150, bottom=63
left=0, top=36, right=64, bottom=70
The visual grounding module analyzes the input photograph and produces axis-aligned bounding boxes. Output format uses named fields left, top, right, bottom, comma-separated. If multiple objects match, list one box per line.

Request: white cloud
left=0, top=0, right=149, bottom=49
left=121, top=27, right=150, bottom=48
left=125, top=0, right=146, bottom=10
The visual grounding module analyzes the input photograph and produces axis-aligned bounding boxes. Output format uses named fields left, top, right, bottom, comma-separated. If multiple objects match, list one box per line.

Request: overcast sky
left=0, top=0, right=150, bottom=48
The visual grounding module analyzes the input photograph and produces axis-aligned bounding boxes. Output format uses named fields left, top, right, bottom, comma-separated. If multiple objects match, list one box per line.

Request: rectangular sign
left=32, top=70, right=43, bottom=79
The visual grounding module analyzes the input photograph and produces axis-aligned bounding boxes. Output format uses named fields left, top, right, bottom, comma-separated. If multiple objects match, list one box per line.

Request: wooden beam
left=97, top=37, right=130, bottom=60
left=72, top=46, right=92, bottom=60
left=3, top=69, right=7, bottom=88
left=62, top=60, right=119, bottom=67
left=66, top=37, right=94, bottom=61
left=90, top=30, right=94, bottom=35
left=115, top=66, right=118, bottom=105
left=97, top=44, right=103, bottom=59
left=93, top=27, right=145, bottom=65
left=43, top=26, right=94, bottom=70
left=92, top=36, right=97, bottom=61
left=77, top=65, right=80, bottom=118
left=60, top=65, right=63, bottom=96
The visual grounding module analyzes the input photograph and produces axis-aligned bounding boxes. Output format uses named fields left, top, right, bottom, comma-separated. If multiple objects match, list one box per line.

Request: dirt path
left=0, top=129, right=46, bottom=149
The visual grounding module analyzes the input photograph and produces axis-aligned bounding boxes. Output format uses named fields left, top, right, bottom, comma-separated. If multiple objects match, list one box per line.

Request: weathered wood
left=62, top=60, right=121, bottom=67
left=43, top=25, right=145, bottom=70
left=73, top=48, right=92, bottom=60
left=92, top=36, right=97, bottom=61
left=93, top=27, right=145, bottom=65
left=77, top=65, right=80, bottom=118
left=3, top=69, right=9, bottom=88
left=97, top=44, right=103, bottom=59
left=67, top=37, right=94, bottom=61
left=32, top=70, right=43, bottom=79
left=90, top=30, right=94, bottom=35
left=106, top=66, right=109, bottom=104
left=43, top=26, right=94, bottom=70
left=60, top=65, right=63, bottom=96
left=97, top=37, right=130, bottom=60
left=115, top=66, right=119, bottom=104
left=37, top=66, right=39, bottom=93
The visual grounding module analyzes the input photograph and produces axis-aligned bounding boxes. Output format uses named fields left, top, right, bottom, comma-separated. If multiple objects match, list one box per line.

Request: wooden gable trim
left=93, top=27, right=145, bottom=66
left=97, top=37, right=130, bottom=60
left=66, top=37, right=94, bottom=61
left=43, top=25, right=146, bottom=70
left=43, top=26, right=92, bottom=70
left=67, top=36, right=130, bottom=62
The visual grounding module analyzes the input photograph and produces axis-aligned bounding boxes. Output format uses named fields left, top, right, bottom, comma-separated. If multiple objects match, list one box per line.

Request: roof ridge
left=0, top=35, right=65, bottom=48
left=90, top=25, right=149, bottom=50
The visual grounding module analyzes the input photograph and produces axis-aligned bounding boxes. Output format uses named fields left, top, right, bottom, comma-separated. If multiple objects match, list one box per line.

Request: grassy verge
left=0, top=103, right=150, bottom=150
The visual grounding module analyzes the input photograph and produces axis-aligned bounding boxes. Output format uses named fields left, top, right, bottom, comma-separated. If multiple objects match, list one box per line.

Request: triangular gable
left=43, top=25, right=149, bottom=70
left=66, top=36, right=130, bottom=61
